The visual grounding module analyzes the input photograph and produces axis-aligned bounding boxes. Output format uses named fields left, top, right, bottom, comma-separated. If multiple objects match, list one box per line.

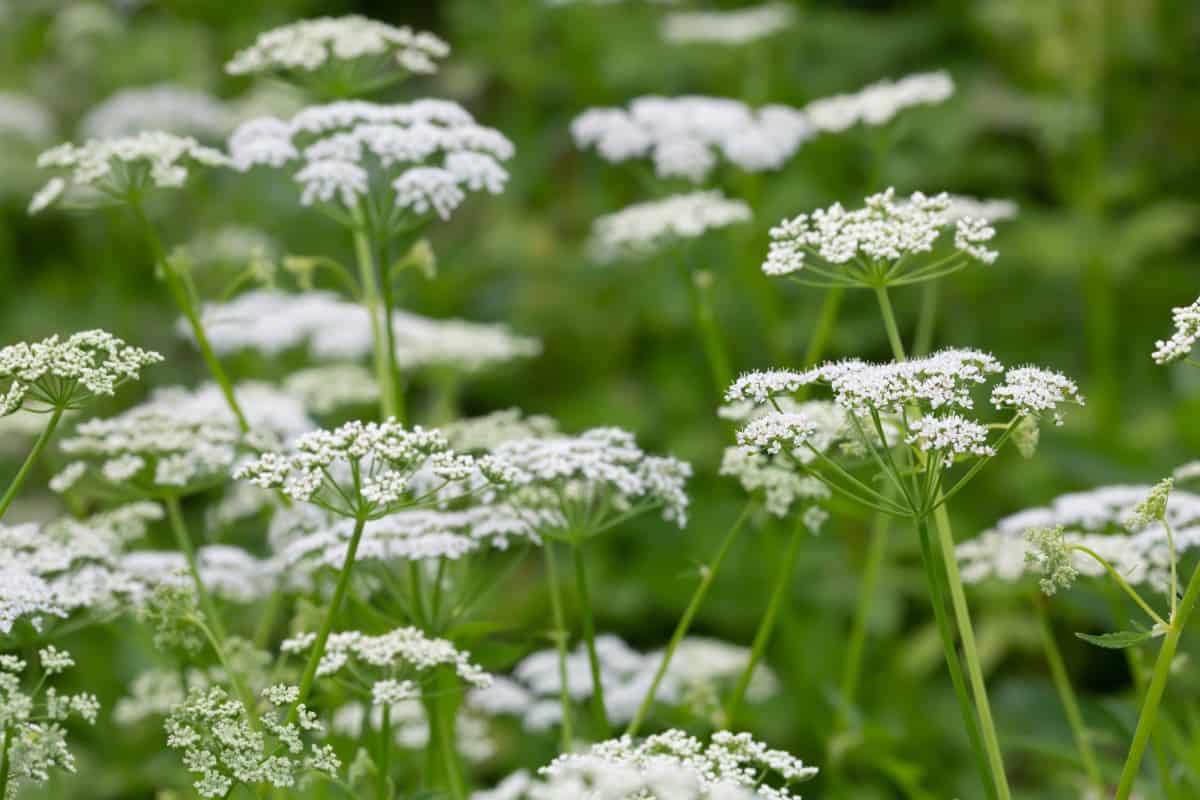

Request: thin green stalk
left=873, top=285, right=906, bottom=362
left=626, top=501, right=755, bottom=736
left=1116, top=561, right=1200, bottom=799
left=350, top=216, right=399, bottom=422
left=292, top=514, right=368, bottom=717
left=0, top=724, right=12, bottom=800
left=915, top=518, right=998, bottom=800
left=0, top=405, right=63, bottom=521
left=408, top=560, right=428, bottom=630
left=374, top=230, right=407, bottom=426
left=724, top=516, right=804, bottom=727
left=378, top=703, right=392, bottom=800
left=802, top=287, right=844, bottom=370
left=912, top=283, right=939, bottom=357
left=933, top=505, right=1012, bottom=800
left=571, top=542, right=610, bottom=736
left=1033, top=593, right=1104, bottom=793
left=690, top=272, right=733, bottom=401
left=436, top=668, right=468, bottom=800
left=542, top=544, right=574, bottom=750
left=835, top=509, right=892, bottom=732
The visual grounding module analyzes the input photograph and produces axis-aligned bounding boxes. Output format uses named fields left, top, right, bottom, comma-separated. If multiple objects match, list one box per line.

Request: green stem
left=164, top=496, right=256, bottom=721
left=802, top=288, right=844, bottom=369
left=350, top=215, right=399, bottom=422
left=292, top=514, right=368, bottom=717
left=915, top=518, right=998, bottom=800
left=571, top=542, right=610, bottom=736
left=690, top=272, right=733, bottom=401
left=873, top=285, right=907, bottom=362
left=933, top=505, right=1012, bottom=800
left=0, top=723, right=13, bottom=800
left=408, top=561, right=428, bottom=629
left=0, top=405, right=63, bottom=521
left=626, top=501, right=755, bottom=737
left=542, top=544, right=574, bottom=750
left=378, top=703, right=392, bottom=800
left=1116, top=561, right=1200, bottom=799
left=436, top=669, right=468, bottom=800
left=835, top=509, right=892, bottom=731
left=1033, top=593, right=1104, bottom=792
left=724, top=516, right=804, bottom=727
left=374, top=230, right=407, bottom=426
left=912, top=283, right=939, bottom=357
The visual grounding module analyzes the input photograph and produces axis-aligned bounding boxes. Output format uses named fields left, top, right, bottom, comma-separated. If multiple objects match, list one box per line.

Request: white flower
left=0, top=329, right=161, bottom=415
left=736, top=413, right=816, bottom=456
left=804, top=71, right=954, bottom=133
left=904, top=414, right=995, bottom=466
left=31, top=131, right=230, bottom=212
left=226, top=16, right=449, bottom=79
left=392, top=166, right=465, bottom=219
left=725, top=369, right=820, bottom=405
left=80, top=84, right=234, bottom=141
left=660, top=3, right=794, bottom=46
left=990, top=366, right=1085, bottom=424
left=571, top=96, right=812, bottom=183
left=588, top=191, right=751, bottom=262
left=1152, top=294, right=1200, bottom=365
left=281, top=627, right=492, bottom=688
left=283, top=364, right=379, bottom=414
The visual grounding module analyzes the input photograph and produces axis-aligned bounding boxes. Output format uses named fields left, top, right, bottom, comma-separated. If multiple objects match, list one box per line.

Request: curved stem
left=571, top=542, right=610, bottom=736
left=1116, top=560, right=1200, bottom=798
left=0, top=406, right=63, bottom=521
left=1072, top=545, right=1168, bottom=628
left=835, top=509, right=892, bottom=731
left=626, top=501, right=755, bottom=737
left=1033, top=593, right=1104, bottom=793
left=933, top=505, right=1012, bottom=800
left=724, top=516, right=804, bottom=727
left=291, top=514, right=368, bottom=718
left=542, top=544, right=574, bottom=750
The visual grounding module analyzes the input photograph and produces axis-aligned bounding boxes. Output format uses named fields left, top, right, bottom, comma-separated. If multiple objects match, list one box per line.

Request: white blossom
left=990, top=366, right=1085, bottom=425
left=588, top=191, right=751, bottom=262
left=804, top=71, right=954, bottom=133
left=660, top=3, right=794, bottom=46
left=281, top=627, right=492, bottom=688
left=283, top=364, right=379, bottom=414
left=904, top=414, right=995, bottom=466
left=1152, top=294, right=1200, bottom=365
left=80, top=84, right=234, bottom=141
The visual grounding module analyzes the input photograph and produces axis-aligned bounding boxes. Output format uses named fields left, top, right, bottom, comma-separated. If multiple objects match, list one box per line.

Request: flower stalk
left=0, top=405, right=64, bottom=521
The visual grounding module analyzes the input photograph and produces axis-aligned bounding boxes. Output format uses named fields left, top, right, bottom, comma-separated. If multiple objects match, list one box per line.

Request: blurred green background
left=3, top=0, right=1200, bottom=797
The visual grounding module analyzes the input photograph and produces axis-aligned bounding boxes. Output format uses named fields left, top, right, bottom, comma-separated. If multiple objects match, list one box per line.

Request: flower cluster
left=0, top=648, right=100, bottom=799
left=281, top=627, right=492, bottom=689
left=803, top=71, right=954, bottom=133
left=30, top=131, right=230, bottom=213
left=164, top=684, right=339, bottom=798
left=235, top=418, right=500, bottom=518
left=571, top=95, right=812, bottom=183
left=660, top=3, right=795, bottom=46
left=587, top=191, right=751, bottom=263
left=0, top=329, right=161, bottom=415
left=228, top=100, right=513, bottom=219
left=491, top=427, right=693, bottom=532
left=198, top=289, right=541, bottom=372
left=283, top=364, right=380, bottom=414
left=762, top=188, right=997, bottom=286
left=1152, top=294, right=1200, bottom=365
left=226, top=16, right=449, bottom=80
left=441, top=408, right=559, bottom=453
left=80, top=84, right=234, bottom=141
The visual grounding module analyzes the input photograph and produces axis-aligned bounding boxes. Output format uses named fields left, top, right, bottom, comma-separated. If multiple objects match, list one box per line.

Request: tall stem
left=350, top=214, right=400, bottom=422
left=912, top=283, right=939, bottom=357
left=873, top=285, right=906, bottom=362
left=129, top=201, right=249, bottom=433
left=835, top=509, right=891, bottom=731
left=626, top=501, right=754, bottom=736
left=724, top=516, right=804, bottom=727
left=571, top=542, right=610, bottom=736
left=1116, top=561, right=1200, bottom=799
left=377, top=703, right=392, bottom=800
left=1033, top=593, right=1104, bottom=792
left=0, top=406, right=63, bottom=521
left=933, top=505, right=1012, bottom=800
left=292, top=514, right=368, bottom=716
left=374, top=231, right=407, bottom=426
left=802, top=287, right=844, bottom=370
left=164, top=496, right=256, bottom=720
left=424, top=667, right=467, bottom=800
left=0, top=724, right=12, bottom=800
left=690, top=272, right=733, bottom=401
left=542, top=544, right=574, bottom=750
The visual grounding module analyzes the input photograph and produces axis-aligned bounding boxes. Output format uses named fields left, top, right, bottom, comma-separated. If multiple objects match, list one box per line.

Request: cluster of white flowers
left=31, top=131, right=230, bottom=213
left=283, top=364, right=379, bottom=414
left=0, top=92, right=55, bottom=145
left=198, top=289, right=541, bottom=372
left=226, top=16, right=449, bottom=78
left=235, top=418, right=500, bottom=517
left=571, top=95, right=812, bottom=183
left=0, top=649, right=100, bottom=798
left=588, top=191, right=751, bottom=263
left=469, top=634, right=777, bottom=730
left=476, top=729, right=817, bottom=800
left=149, top=381, right=314, bottom=439
left=904, top=414, right=994, bottom=467
left=762, top=188, right=997, bottom=280
left=1152, top=294, right=1200, bottom=365
left=990, top=366, right=1085, bottom=425
left=0, top=329, right=161, bottom=415
left=958, top=484, right=1200, bottom=593
left=228, top=100, right=513, bottom=218
left=165, top=684, right=339, bottom=798
left=660, top=3, right=795, bottom=46
left=80, top=84, right=234, bottom=141
left=935, top=195, right=1019, bottom=224
left=121, top=545, right=279, bottom=604
left=491, top=427, right=692, bottom=530
left=804, top=71, right=954, bottom=133
left=281, top=627, right=492, bottom=689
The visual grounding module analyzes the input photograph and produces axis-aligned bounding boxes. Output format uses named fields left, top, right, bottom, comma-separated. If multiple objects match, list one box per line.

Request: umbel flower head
left=476, top=729, right=817, bottom=800
left=762, top=188, right=998, bottom=288
left=235, top=418, right=509, bottom=519
left=803, top=70, right=954, bottom=133
left=571, top=95, right=812, bottom=183
left=80, top=83, right=235, bottom=141
left=727, top=350, right=1084, bottom=520
left=0, top=329, right=161, bottom=415
left=30, top=131, right=230, bottom=213
left=227, top=100, right=514, bottom=222
left=0, top=648, right=100, bottom=799
left=490, top=427, right=693, bottom=537
left=587, top=190, right=751, bottom=263
left=225, top=16, right=449, bottom=93
left=1152, top=293, right=1200, bottom=365
left=660, top=3, right=795, bottom=46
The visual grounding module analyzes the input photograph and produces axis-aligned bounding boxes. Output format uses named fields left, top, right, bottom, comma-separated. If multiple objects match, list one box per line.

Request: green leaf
left=1075, top=630, right=1153, bottom=649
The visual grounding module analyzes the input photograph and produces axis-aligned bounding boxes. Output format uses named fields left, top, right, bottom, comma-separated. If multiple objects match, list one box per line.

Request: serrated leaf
left=1075, top=630, right=1152, bottom=649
